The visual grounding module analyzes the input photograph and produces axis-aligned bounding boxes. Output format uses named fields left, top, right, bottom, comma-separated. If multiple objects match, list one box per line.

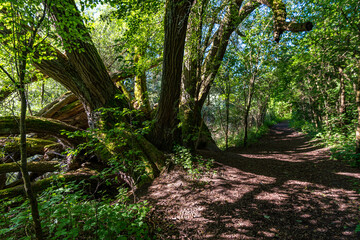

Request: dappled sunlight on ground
left=140, top=122, right=360, bottom=239
left=336, top=172, right=360, bottom=179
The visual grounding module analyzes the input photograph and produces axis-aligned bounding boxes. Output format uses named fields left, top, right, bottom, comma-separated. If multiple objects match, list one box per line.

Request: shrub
left=0, top=180, right=151, bottom=239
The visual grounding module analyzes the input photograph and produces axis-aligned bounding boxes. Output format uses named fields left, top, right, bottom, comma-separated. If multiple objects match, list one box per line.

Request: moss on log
left=0, top=137, right=55, bottom=157
left=0, top=168, right=97, bottom=199
left=0, top=116, right=85, bottom=145
left=0, top=161, right=60, bottom=174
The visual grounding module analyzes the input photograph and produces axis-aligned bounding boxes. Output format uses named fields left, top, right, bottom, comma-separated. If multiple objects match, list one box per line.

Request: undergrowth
left=0, top=179, right=151, bottom=239
left=170, top=145, right=215, bottom=179
left=289, top=118, right=360, bottom=168
left=223, top=116, right=284, bottom=149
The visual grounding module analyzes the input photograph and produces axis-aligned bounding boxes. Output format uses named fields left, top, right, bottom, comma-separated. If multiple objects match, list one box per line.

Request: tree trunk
left=339, top=72, right=346, bottom=115
left=181, top=1, right=260, bottom=148
left=134, top=48, right=151, bottom=116
left=37, top=92, right=88, bottom=129
left=19, top=47, right=43, bottom=240
left=355, top=59, right=360, bottom=154
left=153, top=0, right=195, bottom=150
left=1, top=137, right=56, bottom=163
left=244, top=75, right=256, bottom=147
left=225, top=88, right=230, bottom=150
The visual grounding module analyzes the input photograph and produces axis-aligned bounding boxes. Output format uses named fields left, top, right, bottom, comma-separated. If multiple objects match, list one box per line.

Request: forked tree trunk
left=182, top=0, right=312, bottom=149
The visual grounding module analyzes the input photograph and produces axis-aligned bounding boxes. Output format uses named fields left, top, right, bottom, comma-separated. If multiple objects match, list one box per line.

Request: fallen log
left=1, top=137, right=56, bottom=161
left=0, top=161, right=60, bottom=174
left=0, top=168, right=97, bottom=199
left=0, top=116, right=85, bottom=146
left=37, top=92, right=88, bottom=129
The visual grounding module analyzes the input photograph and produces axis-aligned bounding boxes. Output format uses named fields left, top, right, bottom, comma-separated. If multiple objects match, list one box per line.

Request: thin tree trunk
left=19, top=56, right=43, bottom=240
left=355, top=59, right=360, bottom=154
left=339, top=71, right=346, bottom=115
left=244, top=75, right=256, bottom=147
left=225, top=80, right=230, bottom=150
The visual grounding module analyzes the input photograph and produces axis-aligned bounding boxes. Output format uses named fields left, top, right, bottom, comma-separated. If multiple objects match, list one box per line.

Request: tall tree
left=152, top=0, right=195, bottom=150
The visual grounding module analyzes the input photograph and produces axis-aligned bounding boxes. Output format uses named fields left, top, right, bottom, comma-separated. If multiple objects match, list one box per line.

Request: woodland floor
left=139, top=122, right=360, bottom=239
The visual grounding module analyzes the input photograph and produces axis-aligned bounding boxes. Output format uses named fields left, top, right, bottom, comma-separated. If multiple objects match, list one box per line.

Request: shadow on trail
left=142, top=122, right=360, bottom=239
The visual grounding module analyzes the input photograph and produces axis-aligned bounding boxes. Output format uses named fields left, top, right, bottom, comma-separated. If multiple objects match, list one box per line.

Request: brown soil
left=140, top=122, right=360, bottom=239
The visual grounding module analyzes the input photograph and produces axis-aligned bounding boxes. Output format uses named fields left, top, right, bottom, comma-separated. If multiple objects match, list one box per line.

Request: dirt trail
left=141, top=122, right=360, bottom=239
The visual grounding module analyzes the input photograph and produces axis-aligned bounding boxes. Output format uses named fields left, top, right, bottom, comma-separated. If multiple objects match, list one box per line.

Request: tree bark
left=153, top=0, right=195, bottom=150
left=134, top=48, right=151, bottom=116
left=244, top=75, right=256, bottom=147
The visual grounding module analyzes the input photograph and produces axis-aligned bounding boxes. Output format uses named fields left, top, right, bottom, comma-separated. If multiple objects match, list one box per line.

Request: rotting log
left=43, top=143, right=65, bottom=161
left=37, top=92, right=88, bottom=129
left=36, top=92, right=77, bottom=117
left=0, top=161, right=60, bottom=174
left=0, top=116, right=85, bottom=146
left=0, top=168, right=97, bottom=199
left=1, top=137, right=56, bottom=161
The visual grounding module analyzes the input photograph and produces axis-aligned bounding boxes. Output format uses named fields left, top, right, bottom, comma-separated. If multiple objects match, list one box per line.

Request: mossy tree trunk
left=134, top=47, right=151, bottom=116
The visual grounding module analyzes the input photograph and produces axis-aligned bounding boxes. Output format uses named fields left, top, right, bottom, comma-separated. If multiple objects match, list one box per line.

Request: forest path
left=141, top=122, right=360, bottom=239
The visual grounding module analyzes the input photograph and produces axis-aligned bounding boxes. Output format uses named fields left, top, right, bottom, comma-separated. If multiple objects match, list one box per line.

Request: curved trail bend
left=142, top=122, right=360, bottom=239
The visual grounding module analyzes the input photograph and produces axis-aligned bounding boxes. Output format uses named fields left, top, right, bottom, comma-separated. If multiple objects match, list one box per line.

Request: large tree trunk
left=152, top=0, right=195, bottom=150
left=46, top=0, right=127, bottom=126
